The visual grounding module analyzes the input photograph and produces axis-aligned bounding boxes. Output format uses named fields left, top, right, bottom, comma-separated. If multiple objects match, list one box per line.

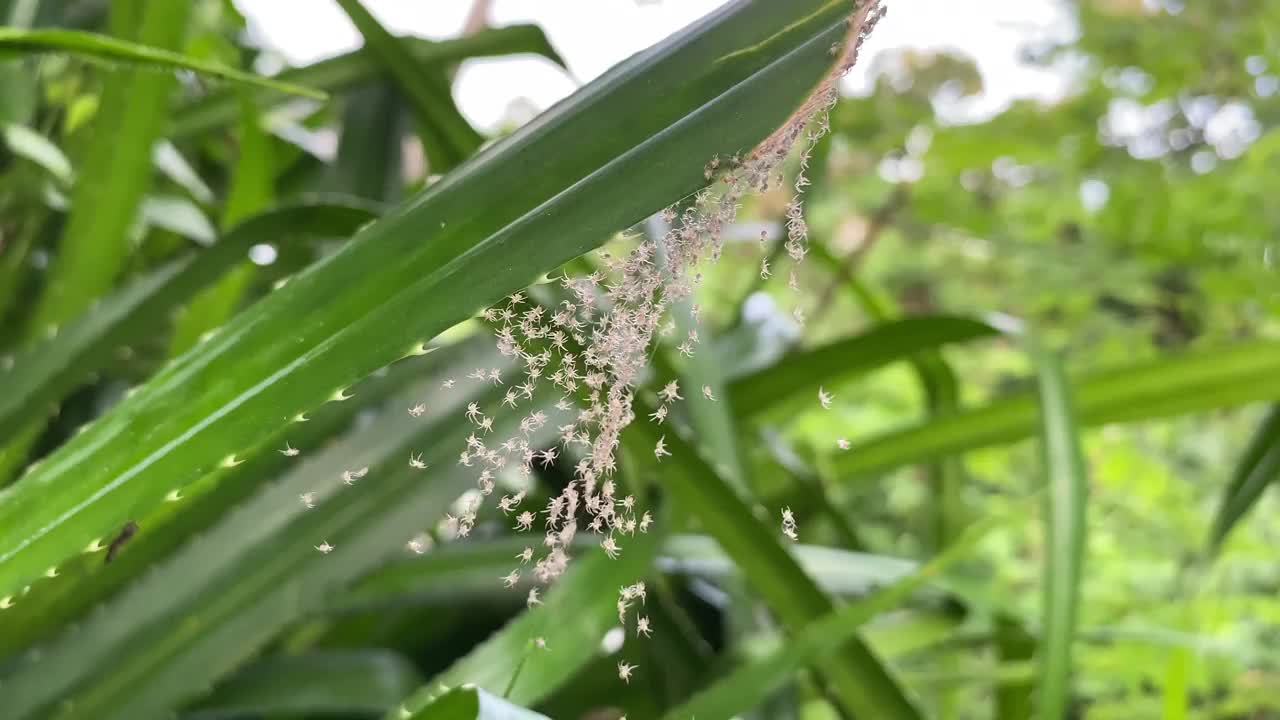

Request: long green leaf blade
left=662, top=516, right=1001, bottom=720
left=0, top=363, right=527, bottom=719
left=172, top=25, right=562, bottom=139
left=832, top=339, right=1280, bottom=482
left=185, top=651, right=422, bottom=719
left=626, top=403, right=921, bottom=719
left=394, top=528, right=663, bottom=713
left=1030, top=344, right=1087, bottom=720
left=407, top=687, right=549, bottom=720
left=334, top=0, right=482, bottom=171
left=0, top=27, right=324, bottom=99
left=0, top=202, right=378, bottom=443
left=1207, top=404, right=1280, bottom=553
left=0, top=333, right=489, bottom=660
left=729, top=315, right=998, bottom=416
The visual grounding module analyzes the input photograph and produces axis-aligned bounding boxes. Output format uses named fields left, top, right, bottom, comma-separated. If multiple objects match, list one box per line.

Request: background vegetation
left=0, top=0, right=1277, bottom=718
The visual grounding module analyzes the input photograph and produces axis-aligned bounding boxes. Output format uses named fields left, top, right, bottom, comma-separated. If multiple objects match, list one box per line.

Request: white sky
left=237, top=0, right=1073, bottom=131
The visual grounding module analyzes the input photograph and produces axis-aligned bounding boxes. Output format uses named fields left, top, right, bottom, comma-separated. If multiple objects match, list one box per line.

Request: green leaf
left=0, top=366, right=532, bottom=720
left=167, top=96, right=277, bottom=357
left=139, top=194, right=217, bottom=245
left=152, top=140, right=215, bottom=204
left=406, top=687, right=549, bottom=720
left=1161, top=647, right=1189, bottom=720
left=0, top=333, right=493, bottom=659
left=658, top=534, right=917, bottom=596
left=662, top=515, right=1003, bottom=720
left=338, top=533, right=934, bottom=614
left=0, top=202, right=377, bottom=445
left=334, top=0, right=482, bottom=172
left=834, top=339, right=1280, bottom=481
left=730, top=315, right=998, bottom=417
left=185, top=651, right=422, bottom=719
left=327, top=79, right=409, bottom=203
left=0, top=27, right=324, bottom=99
left=0, top=0, right=862, bottom=611
left=172, top=24, right=563, bottom=140
left=2, top=122, right=73, bottom=183
left=22, top=0, right=191, bottom=338
left=671, top=292, right=751, bottom=491
left=1207, top=404, right=1280, bottom=553
left=1030, top=343, right=1088, bottom=720
left=393, top=527, right=663, bottom=714
left=626, top=402, right=921, bottom=720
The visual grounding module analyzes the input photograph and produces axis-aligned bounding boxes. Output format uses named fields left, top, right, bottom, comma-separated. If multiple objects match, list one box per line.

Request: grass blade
left=22, top=0, right=190, bottom=338
left=0, top=201, right=378, bottom=444
left=625, top=403, right=921, bottom=719
left=172, top=25, right=562, bottom=139
left=335, top=0, right=482, bottom=172
left=1207, top=404, right=1280, bottom=553
left=833, top=339, right=1280, bottom=482
left=1030, top=343, right=1088, bottom=720
left=662, top=515, right=1003, bottom=720
left=392, top=527, right=663, bottom=714
left=0, top=366, right=531, bottom=719
left=729, top=315, right=998, bottom=416
left=185, top=651, right=422, bottom=720
left=167, top=96, right=278, bottom=357
left=0, top=334, right=494, bottom=661
left=0, top=27, right=324, bottom=99
left=326, top=79, right=408, bottom=202
left=406, top=687, right=549, bottom=720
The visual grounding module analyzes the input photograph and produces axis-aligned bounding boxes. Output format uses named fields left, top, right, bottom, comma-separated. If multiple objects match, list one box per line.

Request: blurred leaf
left=186, top=650, right=422, bottom=719
left=0, top=27, right=324, bottom=99
left=730, top=315, right=998, bottom=416
left=2, top=123, right=73, bottom=183
left=173, top=25, right=563, bottom=139
left=1161, top=647, right=1189, bottom=720
left=406, top=687, right=548, bottom=720
left=1030, top=343, right=1088, bottom=720
left=327, top=79, right=408, bottom=202
left=167, top=97, right=276, bottom=356
left=334, top=0, right=482, bottom=172
left=658, top=534, right=916, bottom=597
left=394, top=528, right=663, bottom=713
left=626, top=402, right=921, bottom=719
left=0, top=0, right=193, bottom=485
left=0, top=202, right=377, bottom=445
left=139, top=194, right=217, bottom=245
left=23, top=0, right=190, bottom=337
left=835, top=340, right=1280, bottom=481
left=663, top=514, right=1003, bottom=720
left=0, top=0, right=861, bottom=614
left=1207, top=404, right=1280, bottom=554
left=152, top=141, right=215, bottom=204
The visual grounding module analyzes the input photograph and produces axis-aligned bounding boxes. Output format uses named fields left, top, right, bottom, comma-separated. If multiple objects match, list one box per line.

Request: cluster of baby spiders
left=296, top=1, right=887, bottom=689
